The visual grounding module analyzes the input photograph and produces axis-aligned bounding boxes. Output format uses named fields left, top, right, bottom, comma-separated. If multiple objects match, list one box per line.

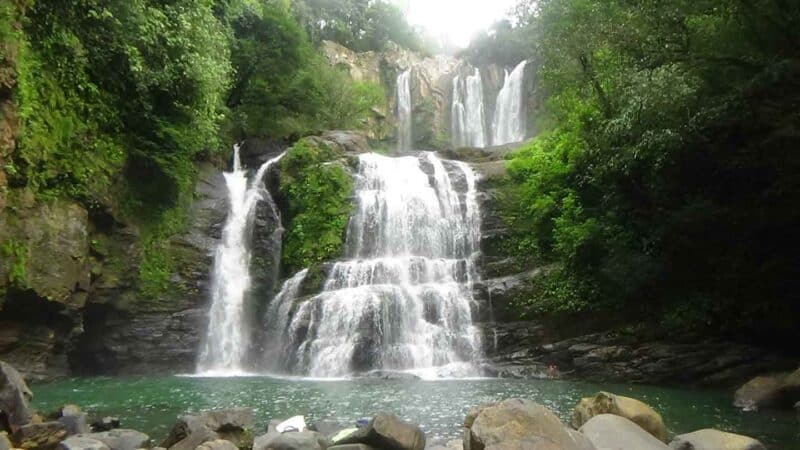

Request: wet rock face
left=579, top=414, right=668, bottom=450
left=0, top=361, right=33, bottom=432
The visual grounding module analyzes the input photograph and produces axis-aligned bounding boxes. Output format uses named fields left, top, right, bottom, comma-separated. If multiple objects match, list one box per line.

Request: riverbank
left=19, top=375, right=799, bottom=449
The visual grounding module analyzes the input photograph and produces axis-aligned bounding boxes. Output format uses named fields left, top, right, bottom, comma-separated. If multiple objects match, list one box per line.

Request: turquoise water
left=31, top=376, right=799, bottom=448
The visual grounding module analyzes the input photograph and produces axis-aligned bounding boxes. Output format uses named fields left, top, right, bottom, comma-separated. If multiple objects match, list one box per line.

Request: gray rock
left=195, top=439, right=239, bottom=450
left=309, top=420, right=349, bottom=439
left=57, top=404, right=90, bottom=435
left=58, top=436, right=111, bottom=450
left=0, top=360, right=33, bottom=431
left=253, top=431, right=328, bottom=450
left=668, top=429, right=766, bottom=450
left=336, top=413, right=424, bottom=450
left=734, top=368, right=800, bottom=410
left=565, top=429, right=596, bottom=450
left=465, top=399, right=583, bottom=450
left=77, top=429, right=150, bottom=450
left=12, top=422, right=69, bottom=450
left=0, top=432, right=12, bottom=450
left=579, top=414, right=668, bottom=450
left=162, top=409, right=254, bottom=450
left=424, top=439, right=461, bottom=450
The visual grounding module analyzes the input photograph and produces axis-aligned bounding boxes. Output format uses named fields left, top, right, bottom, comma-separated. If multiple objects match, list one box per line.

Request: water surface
left=32, top=376, right=799, bottom=448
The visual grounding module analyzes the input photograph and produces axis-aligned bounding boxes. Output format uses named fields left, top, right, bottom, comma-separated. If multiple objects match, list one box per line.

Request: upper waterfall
left=492, top=60, right=528, bottom=146
left=397, top=70, right=413, bottom=151
left=451, top=68, right=487, bottom=148
left=197, top=146, right=285, bottom=374
left=262, top=152, right=483, bottom=378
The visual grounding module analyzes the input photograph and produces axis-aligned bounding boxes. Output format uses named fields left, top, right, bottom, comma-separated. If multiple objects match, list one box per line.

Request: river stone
left=579, top=414, right=668, bottom=450
left=571, top=391, right=667, bottom=441
left=162, top=409, right=254, bottom=450
left=0, top=361, right=34, bottom=432
left=465, top=399, right=580, bottom=450
left=11, top=421, right=68, bottom=450
left=1, top=432, right=11, bottom=450
left=253, top=431, right=328, bottom=450
left=195, top=439, right=239, bottom=450
left=57, top=405, right=89, bottom=435
left=90, top=418, right=120, bottom=433
left=565, top=429, right=595, bottom=450
left=76, top=430, right=149, bottom=450
left=308, top=420, right=349, bottom=439
left=668, top=429, right=766, bottom=450
left=327, top=445, right=379, bottom=450
left=57, top=436, right=110, bottom=450
left=335, top=413, right=424, bottom=450
left=734, top=368, right=800, bottom=410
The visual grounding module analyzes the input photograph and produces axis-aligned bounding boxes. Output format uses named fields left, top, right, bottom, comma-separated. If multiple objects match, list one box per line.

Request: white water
left=451, top=68, right=487, bottom=148
left=269, top=152, right=483, bottom=378
left=397, top=70, right=413, bottom=151
left=197, top=146, right=285, bottom=373
left=492, top=60, right=528, bottom=146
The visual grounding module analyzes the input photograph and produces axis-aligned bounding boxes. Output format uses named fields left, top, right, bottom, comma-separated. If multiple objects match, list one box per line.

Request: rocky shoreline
left=1, top=361, right=783, bottom=450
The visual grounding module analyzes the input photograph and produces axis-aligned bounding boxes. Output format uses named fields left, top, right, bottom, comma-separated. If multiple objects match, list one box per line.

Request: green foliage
left=1, top=239, right=27, bottom=288
left=499, top=0, right=800, bottom=338
left=279, top=138, right=354, bottom=273
left=293, top=0, right=424, bottom=53
left=227, top=4, right=385, bottom=139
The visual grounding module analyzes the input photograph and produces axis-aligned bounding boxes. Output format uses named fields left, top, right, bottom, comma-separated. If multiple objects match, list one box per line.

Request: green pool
left=31, top=376, right=800, bottom=448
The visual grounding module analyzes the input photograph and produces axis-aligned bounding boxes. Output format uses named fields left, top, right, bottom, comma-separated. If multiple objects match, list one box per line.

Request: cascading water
left=197, top=146, right=285, bottom=374
left=265, top=152, right=483, bottom=378
left=492, top=60, right=528, bottom=146
left=397, top=70, right=413, bottom=151
left=451, top=68, right=487, bottom=148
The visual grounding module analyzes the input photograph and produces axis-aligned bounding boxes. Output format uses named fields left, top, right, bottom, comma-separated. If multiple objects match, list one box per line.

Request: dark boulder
left=89, top=418, right=119, bottom=433
left=734, top=368, right=800, bottom=410
left=336, top=413, right=424, bottom=450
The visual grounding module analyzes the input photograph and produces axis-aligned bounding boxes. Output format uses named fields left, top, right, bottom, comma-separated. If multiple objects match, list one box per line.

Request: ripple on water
left=30, top=376, right=800, bottom=449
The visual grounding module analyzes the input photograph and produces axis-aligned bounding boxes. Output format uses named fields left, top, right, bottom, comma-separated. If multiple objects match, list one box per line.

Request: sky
left=399, top=0, right=518, bottom=48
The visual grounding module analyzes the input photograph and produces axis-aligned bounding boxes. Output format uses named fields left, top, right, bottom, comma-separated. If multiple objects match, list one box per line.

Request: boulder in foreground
left=76, top=429, right=150, bottom=450
left=579, top=414, right=668, bottom=450
left=668, top=429, right=766, bottom=450
left=161, top=409, right=254, bottom=450
left=335, top=413, right=424, bottom=450
left=57, top=436, right=110, bottom=450
left=465, top=398, right=588, bottom=450
left=571, top=391, right=667, bottom=442
left=11, top=422, right=68, bottom=450
left=0, top=361, right=34, bottom=432
left=253, top=430, right=328, bottom=450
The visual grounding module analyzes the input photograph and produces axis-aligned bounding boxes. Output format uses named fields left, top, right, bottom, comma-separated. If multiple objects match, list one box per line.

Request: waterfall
left=492, top=60, right=528, bottom=146
left=269, top=152, right=482, bottom=378
left=397, top=70, right=413, bottom=151
left=451, top=69, right=487, bottom=148
left=197, top=146, right=286, bottom=374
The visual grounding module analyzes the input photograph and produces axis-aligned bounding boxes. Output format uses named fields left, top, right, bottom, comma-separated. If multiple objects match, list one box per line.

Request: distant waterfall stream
left=397, top=70, right=413, bottom=151
left=451, top=68, right=487, bottom=148
left=197, top=146, right=285, bottom=374
left=492, top=60, right=528, bottom=146
left=263, top=152, right=483, bottom=378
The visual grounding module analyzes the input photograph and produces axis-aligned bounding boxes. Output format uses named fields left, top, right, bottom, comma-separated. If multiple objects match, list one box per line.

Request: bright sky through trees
left=399, top=0, right=517, bottom=47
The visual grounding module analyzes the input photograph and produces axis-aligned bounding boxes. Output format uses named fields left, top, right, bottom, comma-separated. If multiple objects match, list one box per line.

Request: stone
left=76, top=430, right=149, bottom=450
left=327, top=445, right=378, bottom=450
left=57, top=436, right=110, bottom=450
left=564, top=429, right=595, bottom=450
left=668, top=429, right=766, bottom=450
left=57, top=405, right=89, bottom=435
left=571, top=391, right=667, bottom=441
left=0, top=432, right=11, bottom=450
left=89, top=419, right=119, bottom=433
left=162, top=410, right=254, bottom=450
left=579, top=414, right=668, bottom=450
left=335, top=413, right=424, bottom=450
left=0, top=361, right=33, bottom=432
left=424, top=440, right=461, bottom=450
left=195, top=439, right=238, bottom=450
left=358, top=371, right=420, bottom=381
left=734, top=368, right=800, bottom=410
left=11, top=422, right=68, bottom=450
left=253, top=431, right=328, bottom=450
left=465, top=399, right=582, bottom=450
left=308, top=421, right=348, bottom=439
